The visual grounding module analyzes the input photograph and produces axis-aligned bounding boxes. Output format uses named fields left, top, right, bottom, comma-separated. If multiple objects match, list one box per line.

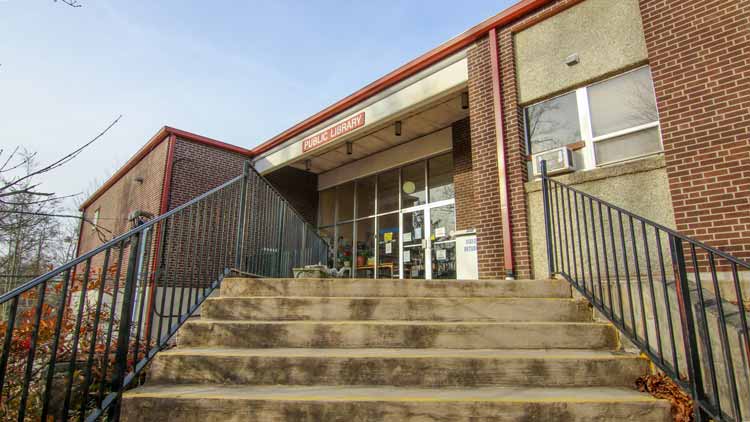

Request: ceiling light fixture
left=461, top=92, right=469, bottom=110
left=395, top=121, right=402, bottom=136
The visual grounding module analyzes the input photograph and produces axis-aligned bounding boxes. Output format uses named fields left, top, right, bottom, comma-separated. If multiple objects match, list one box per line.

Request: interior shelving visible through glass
left=317, top=152, right=457, bottom=279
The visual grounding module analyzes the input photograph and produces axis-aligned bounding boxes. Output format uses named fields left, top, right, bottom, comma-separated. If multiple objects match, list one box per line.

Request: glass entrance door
left=401, top=209, right=426, bottom=279
left=400, top=201, right=456, bottom=280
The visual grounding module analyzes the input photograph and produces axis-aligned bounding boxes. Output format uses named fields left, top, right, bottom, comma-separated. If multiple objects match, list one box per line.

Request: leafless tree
left=54, top=0, right=83, bottom=7
left=0, top=115, right=121, bottom=202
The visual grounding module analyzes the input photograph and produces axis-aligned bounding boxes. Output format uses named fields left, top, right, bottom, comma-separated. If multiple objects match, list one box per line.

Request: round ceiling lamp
left=402, top=181, right=416, bottom=194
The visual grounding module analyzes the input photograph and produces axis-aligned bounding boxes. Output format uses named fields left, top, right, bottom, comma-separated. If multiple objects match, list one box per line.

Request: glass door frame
left=399, top=198, right=455, bottom=280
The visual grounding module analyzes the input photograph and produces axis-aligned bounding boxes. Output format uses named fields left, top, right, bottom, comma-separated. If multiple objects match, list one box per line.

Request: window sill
left=524, top=154, right=666, bottom=193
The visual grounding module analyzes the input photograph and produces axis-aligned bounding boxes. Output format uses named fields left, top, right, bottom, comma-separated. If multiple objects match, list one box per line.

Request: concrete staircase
left=121, top=278, right=672, bottom=421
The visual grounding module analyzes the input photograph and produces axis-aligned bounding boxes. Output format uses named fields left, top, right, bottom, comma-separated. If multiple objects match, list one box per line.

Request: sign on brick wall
left=302, top=112, right=366, bottom=153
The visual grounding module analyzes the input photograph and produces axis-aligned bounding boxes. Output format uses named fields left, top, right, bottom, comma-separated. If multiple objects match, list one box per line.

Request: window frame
left=317, top=152, right=454, bottom=279
left=524, top=65, right=663, bottom=171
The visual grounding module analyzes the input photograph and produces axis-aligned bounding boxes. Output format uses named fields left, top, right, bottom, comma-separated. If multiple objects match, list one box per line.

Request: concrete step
left=121, top=384, right=671, bottom=422
left=149, top=348, right=648, bottom=388
left=177, top=320, right=618, bottom=349
left=201, top=296, right=592, bottom=322
left=219, top=277, right=572, bottom=298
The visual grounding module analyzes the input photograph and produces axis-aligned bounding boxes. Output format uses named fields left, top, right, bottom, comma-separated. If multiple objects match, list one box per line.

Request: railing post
left=276, top=204, right=286, bottom=277
left=540, top=160, right=555, bottom=278
left=108, top=232, right=142, bottom=421
left=235, top=161, right=251, bottom=271
left=669, top=235, right=705, bottom=422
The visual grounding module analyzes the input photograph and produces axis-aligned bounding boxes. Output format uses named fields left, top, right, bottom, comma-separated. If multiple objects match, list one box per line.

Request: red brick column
left=639, top=0, right=750, bottom=260
left=467, top=37, right=507, bottom=279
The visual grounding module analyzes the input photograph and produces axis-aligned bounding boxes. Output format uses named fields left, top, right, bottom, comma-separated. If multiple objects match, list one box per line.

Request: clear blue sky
left=1, top=0, right=515, bottom=209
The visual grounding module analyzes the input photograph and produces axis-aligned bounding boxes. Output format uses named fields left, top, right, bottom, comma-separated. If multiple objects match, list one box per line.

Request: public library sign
left=301, top=112, right=366, bottom=153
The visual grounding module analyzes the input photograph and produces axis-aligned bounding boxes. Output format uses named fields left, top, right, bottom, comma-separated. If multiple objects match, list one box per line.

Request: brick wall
left=264, top=166, right=319, bottom=226
left=467, top=38, right=506, bottom=279
left=639, top=0, right=750, bottom=261
left=167, top=137, right=248, bottom=210
left=452, top=117, right=476, bottom=231
left=164, top=137, right=248, bottom=286
left=79, top=139, right=169, bottom=255
left=466, top=0, right=585, bottom=279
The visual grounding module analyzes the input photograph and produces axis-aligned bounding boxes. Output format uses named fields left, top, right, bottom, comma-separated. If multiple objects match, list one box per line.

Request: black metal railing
left=540, top=161, right=750, bottom=422
left=0, top=161, right=327, bottom=421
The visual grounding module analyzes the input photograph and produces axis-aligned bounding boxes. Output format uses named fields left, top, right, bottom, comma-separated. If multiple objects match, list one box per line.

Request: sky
left=1, top=0, right=516, bottom=211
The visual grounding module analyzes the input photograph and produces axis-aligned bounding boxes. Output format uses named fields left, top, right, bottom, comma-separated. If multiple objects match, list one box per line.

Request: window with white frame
left=524, top=66, right=662, bottom=169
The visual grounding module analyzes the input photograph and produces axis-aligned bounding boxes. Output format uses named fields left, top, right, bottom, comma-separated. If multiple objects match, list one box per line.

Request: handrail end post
left=540, top=160, right=555, bottom=278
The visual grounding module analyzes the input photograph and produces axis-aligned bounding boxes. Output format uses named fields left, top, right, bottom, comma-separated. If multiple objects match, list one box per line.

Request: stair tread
left=208, top=296, right=581, bottom=300
left=159, top=347, right=640, bottom=359
left=124, top=384, right=663, bottom=403
left=189, top=320, right=609, bottom=326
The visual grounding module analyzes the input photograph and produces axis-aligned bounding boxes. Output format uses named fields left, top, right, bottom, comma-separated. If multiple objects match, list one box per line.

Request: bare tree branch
left=0, top=115, right=121, bottom=196
left=55, top=0, right=83, bottom=7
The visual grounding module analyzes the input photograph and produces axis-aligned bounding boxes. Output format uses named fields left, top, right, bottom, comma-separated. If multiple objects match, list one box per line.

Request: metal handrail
left=0, top=161, right=328, bottom=421
left=540, top=160, right=750, bottom=422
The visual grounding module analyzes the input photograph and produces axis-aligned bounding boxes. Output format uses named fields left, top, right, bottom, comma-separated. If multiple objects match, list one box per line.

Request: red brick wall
left=467, top=38, right=505, bottom=279
left=78, top=139, right=169, bottom=255
left=467, top=0, right=586, bottom=279
left=452, top=117, right=476, bottom=231
left=639, top=0, right=750, bottom=261
left=167, top=137, right=248, bottom=210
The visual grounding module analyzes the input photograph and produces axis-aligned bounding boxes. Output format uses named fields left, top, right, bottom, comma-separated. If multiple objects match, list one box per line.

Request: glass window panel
left=402, top=210, right=426, bottom=280
left=525, top=92, right=581, bottom=154
left=589, top=67, right=659, bottom=137
left=430, top=204, right=456, bottom=242
left=318, top=226, right=335, bottom=268
left=431, top=242, right=456, bottom=280
left=335, top=223, right=353, bottom=274
left=428, top=154, right=454, bottom=203
left=401, top=162, right=426, bottom=208
left=356, top=176, right=376, bottom=218
left=594, top=127, right=662, bottom=165
left=377, top=169, right=399, bottom=213
left=336, top=182, right=355, bottom=222
left=377, top=213, right=399, bottom=279
left=318, top=188, right=336, bottom=227
left=355, top=218, right=375, bottom=278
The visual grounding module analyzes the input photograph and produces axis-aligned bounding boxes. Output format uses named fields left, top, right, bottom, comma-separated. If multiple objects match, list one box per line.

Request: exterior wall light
left=346, top=141, right=353, bottom=155
left=461, top=92, right=469, bottom=109
left=565, top=53, right=579, bottom=66
left=134, top=176, right=144, bottom=184
left=395, top=121, right=402, bottom=136
left=305, top=159, right=312, bottom=171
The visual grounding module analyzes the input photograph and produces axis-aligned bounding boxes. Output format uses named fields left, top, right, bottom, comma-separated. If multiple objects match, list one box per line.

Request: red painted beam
left=488, top=27, right=515, bottom=279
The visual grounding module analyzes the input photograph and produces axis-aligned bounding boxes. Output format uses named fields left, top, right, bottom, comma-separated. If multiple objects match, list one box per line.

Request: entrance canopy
left=252, top=52, right=469, bottom=176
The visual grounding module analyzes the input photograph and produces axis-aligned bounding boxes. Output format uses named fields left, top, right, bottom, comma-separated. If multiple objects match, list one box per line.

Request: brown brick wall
left=78, top=139, right=169, bottom=255
left=467, top=0, right=589, bottom=279
left=639, top=0, right=750, bottom=261
left=167, top=137, right=248, bottom=210
left=467, top=37, right=505, bottom=279
left=452, top=117, right=476, bottom=231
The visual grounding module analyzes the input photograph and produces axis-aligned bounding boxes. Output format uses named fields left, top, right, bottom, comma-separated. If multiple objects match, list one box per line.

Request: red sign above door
left=302, top=112, right=366, bottom=153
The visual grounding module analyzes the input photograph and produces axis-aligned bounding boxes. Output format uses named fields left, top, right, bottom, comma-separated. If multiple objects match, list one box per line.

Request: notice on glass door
left=403, top=232, right=412, bottom=242
left=414, top=230, right=422, bottom=240
left=385, top=242, right=392, bottom=254
left=435, top=227, right=446, bottom=238
left=436, top=248, right=447, bottom=261
left=403, top=250, right=411, bottom=262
